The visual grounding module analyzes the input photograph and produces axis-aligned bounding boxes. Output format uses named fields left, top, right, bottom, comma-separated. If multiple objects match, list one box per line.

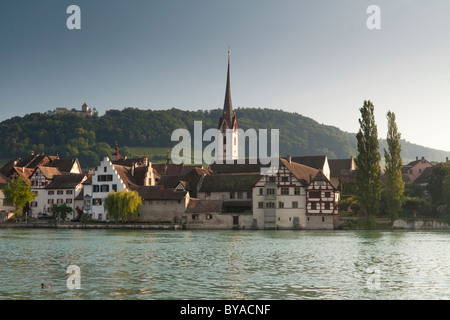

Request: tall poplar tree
left=355, top=100, right=382, bottom=227
left=384, top=111, right=404, bottom=223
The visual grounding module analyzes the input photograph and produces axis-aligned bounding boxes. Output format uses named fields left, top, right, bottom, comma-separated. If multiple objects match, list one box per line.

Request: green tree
left=355, top=100, right=382, bottom=228
left=383, top=111, right=404, bottom=223
left=428, top=162, right=450, bottom=215
left=52, top=204, right=73, bottom=224
left=103, top=189, right=142, bottom=223
left=3, top=176, right=36, bottom=217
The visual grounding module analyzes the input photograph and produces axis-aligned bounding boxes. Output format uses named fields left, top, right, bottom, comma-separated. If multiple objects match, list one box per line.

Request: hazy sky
left=1, top=0, right=449, bottom=152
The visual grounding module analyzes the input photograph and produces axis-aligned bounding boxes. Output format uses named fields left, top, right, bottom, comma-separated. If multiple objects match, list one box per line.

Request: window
left=247, top=191, right=252, bottom=199
left=322, top=217, right=325, bottom=222
left=57, top=190, right=64, bottom=195
left=311, top=202, right=317, bottom=210
left=93, top=185, right=99, bottom=193
left=278, top=202, right=284, bottom=208
left=30, top=201, right=38, bottom=207
left=294, top=187, right=301, bottom=195
left=206, top=214, right=212, bottom=220
left=258, top=202, right=264, bottom=209
left=281, top=176, right=289, bottom=182
left=266, top=202, right=275, bottom=208
left=48, top=191, right=54, bottom=195
left=48, top=199, right=54, bottom=205
left=268, top=177, right=276, bottom=183
left=98, top=175, right=113, bottom=182
left=259, top=188, right=264, bottom=195
left=93, top=198, right=102, bottom=206
left=309, top=191, right=320, bottom=198
left=281, top=187, right=289, bottom=195
left=237, top=192, right=243, bottom=199
left=66, top=199, right=73, bottom=204
left=66, top=190, right=73, bottom=195
left=101, top=185, right=109, bottom=192
left=112, top=184, right=117, bottom=192
left=192, top=214, right=199, bottom=220
left=316, top=181, right=324, bottom=186
left=229, top=192, right=235, bottom=199
left=325, top=192, right=331, bottom=198
left=292, top=201, right=298, bottom=208
left=325, top=203, right=330, bottom=210
left=104, top=167, right=107, bottom=172
left=266, top=188, right=275, bottom=195
left=57, top=199, right=64, bottom=204
left=98, top=214, right=103, bottom=220
left=234, top=137, right=236, bottom=145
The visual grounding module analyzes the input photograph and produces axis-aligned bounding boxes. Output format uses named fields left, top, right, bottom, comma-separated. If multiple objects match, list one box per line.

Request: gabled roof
left=112, top=164, right=139, bottom=188
left=45, top=174, right=87, bottom=189
left=209, top=158, right=269, bottom=174
left=33, top=166, right=62, bottom=180
left=43, top=158, right=80, bottom=173
left=290, top=155, right=327, bottom=171
left=152, top=163, right=202, bottom=176
left=8, top=167, right=34, bottom=181
left=328, top=158, right=355, bottom=177
left=129, top=185, right=188, bottom=200
left=306, top=170, right=337, bottom=190
left=185, top=199, right=223, bottom=213
left=412, top=166, right=434, bottom=184
left=198, top=174, right=260, bottom=193
left=280, top=158, right=319, bottom=186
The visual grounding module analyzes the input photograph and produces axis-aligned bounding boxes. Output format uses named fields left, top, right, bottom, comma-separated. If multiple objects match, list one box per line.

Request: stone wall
left=393, top=219, right=450, bottom=230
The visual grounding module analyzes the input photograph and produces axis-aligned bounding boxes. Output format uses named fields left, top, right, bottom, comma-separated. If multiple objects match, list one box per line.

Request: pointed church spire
left=220, top=50, right=235, bottom=129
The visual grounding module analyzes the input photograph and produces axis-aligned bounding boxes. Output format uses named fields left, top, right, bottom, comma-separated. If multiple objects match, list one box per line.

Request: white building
left=44, top=173, right=88, bottom=220
left=83, top=156, right=156, bottom=221
left=252, top=157, right=340, bottom=230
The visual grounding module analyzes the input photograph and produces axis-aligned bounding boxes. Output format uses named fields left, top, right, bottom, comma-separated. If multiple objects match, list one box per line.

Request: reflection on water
left=1, top=228, right=450, bottom=299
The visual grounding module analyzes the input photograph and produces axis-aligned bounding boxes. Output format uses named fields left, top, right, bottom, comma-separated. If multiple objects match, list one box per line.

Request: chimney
left=142, top=157, right=148, bottom=166
left=288, top=155, right=292, bottom=163
left=416, top=156, right=418, bottom=161
left=131, top=163, right=135, bottom=177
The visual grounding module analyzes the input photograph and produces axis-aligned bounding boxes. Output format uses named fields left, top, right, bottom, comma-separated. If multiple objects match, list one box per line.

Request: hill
left=0, top=107, right=448, bottom=169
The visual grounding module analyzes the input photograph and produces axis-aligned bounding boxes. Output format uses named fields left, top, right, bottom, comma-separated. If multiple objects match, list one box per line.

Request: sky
left=1, top=0, right=450, bottom=152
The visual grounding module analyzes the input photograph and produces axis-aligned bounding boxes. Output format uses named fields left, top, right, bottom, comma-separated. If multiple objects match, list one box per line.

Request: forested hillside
left=0, top=107, right=448, bottom=169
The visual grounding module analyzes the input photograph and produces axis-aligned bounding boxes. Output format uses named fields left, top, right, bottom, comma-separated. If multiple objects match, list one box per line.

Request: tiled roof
left=112, top=164, right=139, bottom=188
left=198, top=174, right=260, bottom=192
left=412, top=166, right=434, bottom=184
left=290, top=155, right=327, bottom=171
left=280, top=158, right=319, bottom=185
left=45, top=174, right=87, bottom=189
left=129, top=185, right=187, bottom=200
left=209, top=158, right=270, bottom=174
left=43, top=158, right=79, bottom=173
left=185, top=199, right=224, bottom=213
left=35, top=166, right=62, bottom=180
left=328, top=158, right=354, bottom=177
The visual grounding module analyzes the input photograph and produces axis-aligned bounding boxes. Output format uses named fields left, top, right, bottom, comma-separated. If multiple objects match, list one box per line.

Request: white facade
left=85, top=157, right=128, bottom=221
left=252, top=168, right=307, bottom=230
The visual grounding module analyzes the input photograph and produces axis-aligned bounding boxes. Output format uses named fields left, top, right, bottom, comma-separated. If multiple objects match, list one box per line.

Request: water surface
left=1, top=228, right=450, bottom=300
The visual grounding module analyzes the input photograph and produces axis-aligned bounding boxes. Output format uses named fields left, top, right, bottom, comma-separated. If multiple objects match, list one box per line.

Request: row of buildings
left=0, top=52, right=353, bottom=230
left=1, top=52, right=442, bottom=229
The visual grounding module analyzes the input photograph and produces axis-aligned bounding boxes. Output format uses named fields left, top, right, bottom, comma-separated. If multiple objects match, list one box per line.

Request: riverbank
left=2, top=218, right=450, bottom=231
left=0, top=222, right=184, bottom=230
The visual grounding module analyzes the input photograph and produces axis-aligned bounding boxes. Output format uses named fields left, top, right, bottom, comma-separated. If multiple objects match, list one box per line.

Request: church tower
left=217, top=50, right=238, bottom=162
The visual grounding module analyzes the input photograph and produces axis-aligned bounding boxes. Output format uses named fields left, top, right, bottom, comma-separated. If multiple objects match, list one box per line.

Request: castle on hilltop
left=54, top=103, right=93, bottom=117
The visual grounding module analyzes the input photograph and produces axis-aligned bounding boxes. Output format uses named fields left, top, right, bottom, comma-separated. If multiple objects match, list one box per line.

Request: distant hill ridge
left=0, top=107, right=448, bottom=168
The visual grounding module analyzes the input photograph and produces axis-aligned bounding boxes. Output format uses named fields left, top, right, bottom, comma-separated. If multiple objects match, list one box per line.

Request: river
left=1, top=228, right=450, bottom=300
